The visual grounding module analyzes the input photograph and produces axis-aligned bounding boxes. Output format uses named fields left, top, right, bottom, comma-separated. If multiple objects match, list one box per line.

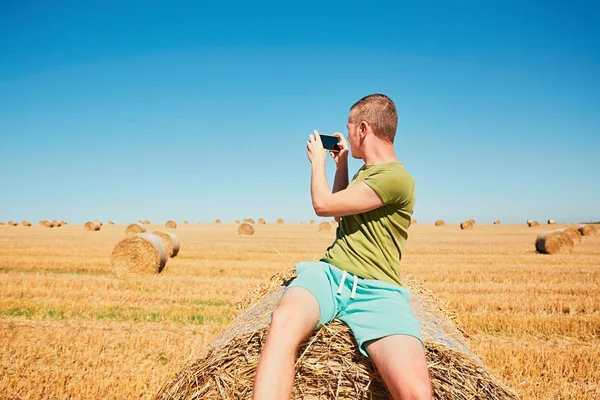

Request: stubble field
left=0, top=222, right=598, bottom=399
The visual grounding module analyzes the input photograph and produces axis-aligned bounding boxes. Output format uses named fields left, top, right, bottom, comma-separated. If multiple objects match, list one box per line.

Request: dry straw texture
left=277, top=218, right=284, bottom=224
left=547, top=219, right=556, bottom=225
left=156, top=269, right=519, bottom=400
left=153, top=231, right=181, bottom=258
left=125, top=223, right=146, bottom=237
left=460, top=220, right=474, bottom=230
left=578, top=224, right=597, bottom=236
left=556, top=228, right=582, bottom=246
left=165, top=220, right=178, bottom=229
left=237, top=223, right=255, bottom=236
left=84, top=221, right=101, bottom=231
left=535, top=231, right=574, bottom=254
left=318, top=221, right=332, bottom=232
left=22, top=221, right=31, bottom=227
left=258, top=218, right=266, bottom=224
left=111, top=233, right=168, bottom=275
left=528, top=221, right=540, bottom=227
left=435, top=220, right=445, bottom=227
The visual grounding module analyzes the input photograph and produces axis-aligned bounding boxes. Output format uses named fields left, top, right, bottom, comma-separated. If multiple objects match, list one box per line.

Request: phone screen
left=320, top=134, right=340, bottom=152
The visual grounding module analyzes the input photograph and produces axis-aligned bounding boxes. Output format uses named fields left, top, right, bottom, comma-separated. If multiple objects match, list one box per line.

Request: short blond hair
left=350, top=94, right=398, bottom=143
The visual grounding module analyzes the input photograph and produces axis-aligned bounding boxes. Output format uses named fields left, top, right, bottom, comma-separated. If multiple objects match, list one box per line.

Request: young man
left=253, top=94, right=432, bottom=400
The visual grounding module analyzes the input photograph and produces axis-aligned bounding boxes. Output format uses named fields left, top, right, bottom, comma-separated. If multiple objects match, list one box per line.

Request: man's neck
left=362, top=145, right=398, bottom=165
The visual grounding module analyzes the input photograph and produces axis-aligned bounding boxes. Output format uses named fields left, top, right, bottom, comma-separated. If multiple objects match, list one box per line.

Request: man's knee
left=404, top=377, right=433, bottom=400
left=269, top=304, right=316, bottom=345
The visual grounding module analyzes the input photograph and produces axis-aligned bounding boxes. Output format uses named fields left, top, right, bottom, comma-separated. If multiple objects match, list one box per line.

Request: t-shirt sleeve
left=363, top=166, right=415, bottom=206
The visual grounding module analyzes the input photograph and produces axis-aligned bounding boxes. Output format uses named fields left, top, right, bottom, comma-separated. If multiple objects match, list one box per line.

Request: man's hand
left=329, top=132, right=349, bottom=165
left=306, top=130, right=327, bottom=166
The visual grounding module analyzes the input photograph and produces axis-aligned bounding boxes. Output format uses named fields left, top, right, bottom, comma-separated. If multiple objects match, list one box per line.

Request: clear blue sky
left=1, top=1, right=598, bottom=224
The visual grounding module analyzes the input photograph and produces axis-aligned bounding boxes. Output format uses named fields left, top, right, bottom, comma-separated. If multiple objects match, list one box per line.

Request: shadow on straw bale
left=153, top=231, right=180, bottom=258
left=578, top=224, right=597, bottom=236
left=535, top=230, right=574, bottom=254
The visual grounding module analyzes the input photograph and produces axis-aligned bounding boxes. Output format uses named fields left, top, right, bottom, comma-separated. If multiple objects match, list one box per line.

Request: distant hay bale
left=61, top=221, right=67, bottom=225
left=536, top=230, right=574, bottom=254
left=0, top=221, right=4, bottom=225
left=126, top=223, right=146, bottom=236
left=526, top=219, right=534, bottom=224
left=183, top=220, right=189, bottom=224
left=111, top=233, right=168, bottom=275
left=22, top=221, right=31, bottom=227
left=578, top=224, right=597, bottom=236
left=527, top=221, right=539, bottom=227
left=435, top=220, right=445, bottom=227
left=235, top=220, right=240, bottom=224
left=95, top=220, right=103, bottom=226
left=165, top=220, right=177, bottom=229
left=556, top=228, right=582, bottom=246
left=547, top=219, right=556, bottom=225
left=237, top=223, right=255, bottom=235
left=318, top=221, right=331, bottom=232
left=53, top=220, right=62, bottom=228
left=493, top=220, right=501, bottom=225
left=215, top=219, right=222, bottom=224
left=8, top=221, right=18, bottom=226
left=257, top=218, right=266, bottom=224
left=84, top=221, right=101, bottom=231
left=411, top=219, right=417, bottom=224
left=309, top=220, right=315, bottom=224
left=144, top=220, right=150, bottom=225
left=153, top=231, right=181, bottom=258
left=460, top=220, right=474, bottom=230
left=108, top=221, right=115, bottom=225
left=40, top=220, right=54, bottom=228
left=277, top=218, right=284, bottom=224
left=155, top=269, right=519, bottom=400
left=243, top=218, right=255, bottom=224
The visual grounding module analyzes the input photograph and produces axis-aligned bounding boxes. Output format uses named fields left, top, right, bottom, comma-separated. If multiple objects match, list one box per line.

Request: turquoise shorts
left=287, top=261, right=423, bottom=358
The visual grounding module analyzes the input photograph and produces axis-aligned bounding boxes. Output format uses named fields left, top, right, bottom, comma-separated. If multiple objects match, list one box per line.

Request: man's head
left=346, top=94, right=398, bottom=159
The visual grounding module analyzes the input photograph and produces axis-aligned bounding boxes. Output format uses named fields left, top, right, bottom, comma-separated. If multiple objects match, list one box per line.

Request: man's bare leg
left=366, top=335, right=432, bottom=400
left=253, top=287, right=320, bottom=399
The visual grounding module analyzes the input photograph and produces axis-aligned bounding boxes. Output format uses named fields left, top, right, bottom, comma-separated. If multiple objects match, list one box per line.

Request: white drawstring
left=350, top=275, right=358, bottom=299
left=337, top=270, right=347, bottom=295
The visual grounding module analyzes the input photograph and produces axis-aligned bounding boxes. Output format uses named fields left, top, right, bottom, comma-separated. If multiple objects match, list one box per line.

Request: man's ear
left=359, top=121, right=368, bottom=135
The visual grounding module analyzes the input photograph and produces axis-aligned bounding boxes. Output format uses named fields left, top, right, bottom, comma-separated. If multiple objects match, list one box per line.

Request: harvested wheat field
left=0, top=223, right=599, bottom=399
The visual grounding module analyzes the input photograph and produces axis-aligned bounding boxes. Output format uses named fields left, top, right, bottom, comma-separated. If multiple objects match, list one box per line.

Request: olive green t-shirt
left=321, top=161, right=415, bottom=286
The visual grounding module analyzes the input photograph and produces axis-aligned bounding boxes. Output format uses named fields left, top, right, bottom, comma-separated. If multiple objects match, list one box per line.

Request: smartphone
left=319, top=134, right=341, bottom=152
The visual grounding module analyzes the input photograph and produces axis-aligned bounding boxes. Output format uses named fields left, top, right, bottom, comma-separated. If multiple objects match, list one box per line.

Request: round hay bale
left=144, top=220, right=150, bottom=225
left=183, top=220, right=189, bottom=224
left=235, top=220, right=240, bottom=224
left=108, top=221, right=115, bottom=225
left=578, top=224, right=597, bottom=236
left=53, top=220, right=62, bottom=228
left=84, top=221, right=101, bottom=231
left=40, top=220, right=54, bottom=228
left=526, top=219, right=534, bottom=224
left=8, top=221, right=18, bottom=226
left=466, top=219, right=475, bottom=225
left=556, top=228, right=582, bottom=246
left=111, top=233, right=168, bottom=275
left=309, top=220, right=315, bottom=224
left=536, top=230, right=574, bottom=254
left=527, top=220, right=539, bottom=227
left=165, top=220, right=177, bottom=229
left=493, top=220, right=501, bottom=225
left=125, top=223, right=146, bottom=236
left=318, top=221, right=331, bottom=232
left=460, top=220, right=473, bottom=230
left=94, top=220, right=103, bottom=226
left=0, top=221, right=4, bottom=225
left=61, top=221, right=67, bottom=225
left=434, top=220, right=445, bottom=227
left=156, top=269, right=519, bottom=400
left=257, top=218, right=266, bottom=224
left=237, top=223, right=255, bottom=235
left=153, top=230, right=181, bottom=258
left=22, top=221, right=31, bottom=227
left=243, top=218, right=255, bottom=224
left=411, top=219, right=417, bottom=224
left=277, top=218, right=284, bottom=224
left=547, top=219, right=556, bottom=225
left=215, top=219, right=222, bottom=224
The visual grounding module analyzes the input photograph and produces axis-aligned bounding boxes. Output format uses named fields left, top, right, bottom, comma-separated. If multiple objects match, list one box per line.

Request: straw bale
left=235, top=220, right=240, bottom=224
left=153, top=231, right=181, bottom=258
left=61, top=221, right=67, bottom=225
left=111, top=233, right=168, bottom=275
left=144, top=220, right=151, bottom=224
left=578, top=224, right=597, bottom=236
left=22, top=221, right=31, bottom=227
left=108, top=221, right=115, bottom=225
left=411, top=219, right=417, bottom=224
left=460, top=220, right=473, bottom=230
left=215, top=219, right=222, bottom=224
left=258, top=218, right=266, bottom=224
left=466, top=219, right=475, bottom=225
left=0, top=221, right=4, bottom=225
left=535, top=230, right=574, bottom=254
left=8, top=221, right=18, bottom=226
left=556, top=228, right=582, bottom=246
left=95, top=220, right=103, bottom=226
left=435, top=220, right=445, bottom=227
left=126, top=223, right=146, bottom=236
left=156, top=269, right=519, bottom=400
left=547, top=219, right=556, bottom=225
left=53, top=220, right=62, bottom=228
left=526, top=219, right=533, bottom=224
left=84, top=221, right=101, bottom=231
left=318, top=221, right=332, bottom=232
left=237, top=223, right=255, bottom=236
left=243, top=218, right=255, bottom=224
left=165, top=220, right=178, bottom=229
left=309, top=220, right=315, bottom=224
left=527, top=221, right=539, bottom=227
left=40, top=220, right=54, bottom=228
left=277, top=218, right=284, bottom=224
left=493, top=220, right=501, bottom=225
left=183, top=220, right=189, bottom=224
